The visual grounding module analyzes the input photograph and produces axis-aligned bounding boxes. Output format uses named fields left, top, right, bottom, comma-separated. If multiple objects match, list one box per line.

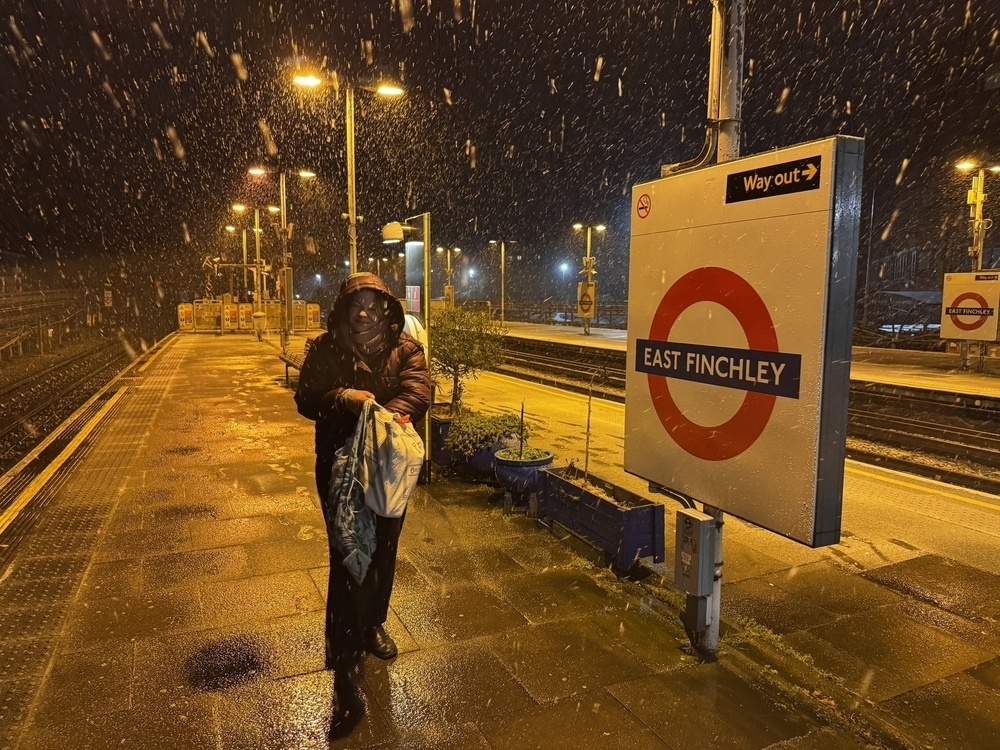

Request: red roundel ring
left=647, top=266, right=778, bottom=461
left=949, top=292, right=990, bottom=331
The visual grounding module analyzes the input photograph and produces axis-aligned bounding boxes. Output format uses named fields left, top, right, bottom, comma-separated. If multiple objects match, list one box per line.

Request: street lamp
left=488, top=239, right=515, bottom=323
left=572, top=222, right=606, bottom=335
left=293, top=72, right=404, bottom=273
left=956, top=160, right=1000, bottom=271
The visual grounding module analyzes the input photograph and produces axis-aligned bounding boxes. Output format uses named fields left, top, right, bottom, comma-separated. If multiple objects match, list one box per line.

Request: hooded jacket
left=294, top=273, right=431, bottom=457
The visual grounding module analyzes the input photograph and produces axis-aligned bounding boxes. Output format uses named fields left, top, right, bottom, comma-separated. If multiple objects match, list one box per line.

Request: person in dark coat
left=294, top=272, right=430, bottom=732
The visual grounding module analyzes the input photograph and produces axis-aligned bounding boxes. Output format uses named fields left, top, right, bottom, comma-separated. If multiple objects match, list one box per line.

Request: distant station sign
left=939, top=272, right=1000, bottom=341
left=625, top=136, right=864, bottom=547
left=577, top=281, right=596, bottom=319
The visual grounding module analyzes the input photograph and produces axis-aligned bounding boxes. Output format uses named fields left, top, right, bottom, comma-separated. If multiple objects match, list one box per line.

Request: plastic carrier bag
left=329, top=404, right=376, bottom=584
left=359, top=400, right=425, bottom=518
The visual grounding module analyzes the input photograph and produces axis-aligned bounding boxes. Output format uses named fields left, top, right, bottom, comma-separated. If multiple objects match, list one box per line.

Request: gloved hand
left=339, top=388, right=376, bottom=415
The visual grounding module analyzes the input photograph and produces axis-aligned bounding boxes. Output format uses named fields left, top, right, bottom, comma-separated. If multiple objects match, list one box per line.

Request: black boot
left=365, top=625, right=398, bottom=660
left=329, top=669, right=365, bottom=739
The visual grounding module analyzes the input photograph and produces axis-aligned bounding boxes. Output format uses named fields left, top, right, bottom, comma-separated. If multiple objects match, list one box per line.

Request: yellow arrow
left=802, top=162, right=818, bottom=181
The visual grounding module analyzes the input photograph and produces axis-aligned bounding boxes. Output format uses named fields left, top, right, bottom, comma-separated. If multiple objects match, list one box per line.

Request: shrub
left=495, top=447, right=551, bottom=461
left=443, top=411, right=528, bottom=462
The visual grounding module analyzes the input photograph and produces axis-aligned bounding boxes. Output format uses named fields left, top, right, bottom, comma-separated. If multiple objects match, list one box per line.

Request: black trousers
left=316, top=456, right=405, bottom=669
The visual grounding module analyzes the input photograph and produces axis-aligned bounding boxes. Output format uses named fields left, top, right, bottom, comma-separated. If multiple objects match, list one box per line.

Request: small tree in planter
left=430, top=307, right=507, bottom=415
left=494, top=404, right=553, bottom=515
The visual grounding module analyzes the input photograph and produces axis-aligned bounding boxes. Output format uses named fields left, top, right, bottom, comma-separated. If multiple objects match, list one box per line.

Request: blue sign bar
left=635, top=339, right=802, bottom=399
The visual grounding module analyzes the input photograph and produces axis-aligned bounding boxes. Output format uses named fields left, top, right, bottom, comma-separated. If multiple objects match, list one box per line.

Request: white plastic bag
left=359, top=401, right=424, bottom=517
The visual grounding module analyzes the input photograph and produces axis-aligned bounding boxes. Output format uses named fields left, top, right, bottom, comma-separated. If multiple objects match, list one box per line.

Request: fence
left=178, top=299, right=321, bottom=333
left=0, top=289, right=92, bottom=361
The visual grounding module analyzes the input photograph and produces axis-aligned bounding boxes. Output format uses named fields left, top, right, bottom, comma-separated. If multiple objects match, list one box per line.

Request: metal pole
left=242, top=229, right=248, bottom=300
left=500, top=241, right=506, bottom=323
left=346, top=86, right=359, bottom=274
left=417, top=213, right=432, bottom=484
left=583, top=227, right=593, bottom=335
left=716, top=0, right=744, bottom=161
left=862, top=187, right=875, bottom=327
left=702, top=0, right=744, bottom=658
left=253, top=208, right=262, bottom=313
left=280, top=171, right=294, bottom=334
left=971, top=168, right=986, bottom=272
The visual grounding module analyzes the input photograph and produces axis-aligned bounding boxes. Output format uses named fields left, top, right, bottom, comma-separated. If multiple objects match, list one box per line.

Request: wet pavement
left=0, top=330, right=998, bottom=748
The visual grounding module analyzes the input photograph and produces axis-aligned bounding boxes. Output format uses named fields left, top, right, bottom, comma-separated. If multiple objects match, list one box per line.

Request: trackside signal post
left=626, top=136, right=864, bottom=656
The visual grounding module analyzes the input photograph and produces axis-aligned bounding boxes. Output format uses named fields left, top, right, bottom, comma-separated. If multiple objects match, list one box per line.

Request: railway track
left=0, top=340, right=131, bottom=471
left=498, top=336, right=1000, bottom=495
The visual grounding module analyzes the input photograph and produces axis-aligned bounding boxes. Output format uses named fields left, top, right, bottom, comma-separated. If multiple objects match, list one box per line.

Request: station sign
left=939, top=272, right=1000, bottom=342
left=577, top=281, right=596, bottom=319
left=625, top=136, right=864, bottom=547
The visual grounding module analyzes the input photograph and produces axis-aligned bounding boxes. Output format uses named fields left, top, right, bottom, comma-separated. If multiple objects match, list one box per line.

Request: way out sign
left=625, top=136, right=864, bottom=547
left=939, top=272, right=1000, bottom=341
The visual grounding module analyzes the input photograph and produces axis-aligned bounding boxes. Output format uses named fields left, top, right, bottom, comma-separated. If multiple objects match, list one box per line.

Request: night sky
left=2, top=0, right=999, bottom=309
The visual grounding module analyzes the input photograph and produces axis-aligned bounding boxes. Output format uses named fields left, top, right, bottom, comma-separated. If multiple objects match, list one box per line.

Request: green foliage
left=430, top=307, right=507, bottom=413
left=495, top=446, right=551, bottom=461
left=444, top=411, right=528, bottom=462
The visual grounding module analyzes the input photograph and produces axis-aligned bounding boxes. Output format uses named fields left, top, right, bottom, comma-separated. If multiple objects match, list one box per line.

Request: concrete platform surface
left=0, top=331, right=997, bottom=748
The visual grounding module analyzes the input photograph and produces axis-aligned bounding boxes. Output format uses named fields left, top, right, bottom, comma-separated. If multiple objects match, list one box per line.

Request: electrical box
left=674, top=508, right=716, bottom=597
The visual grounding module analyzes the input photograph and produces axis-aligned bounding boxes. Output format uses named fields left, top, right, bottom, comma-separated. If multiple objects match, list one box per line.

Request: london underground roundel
left=637, top=267, right=801, bottom=461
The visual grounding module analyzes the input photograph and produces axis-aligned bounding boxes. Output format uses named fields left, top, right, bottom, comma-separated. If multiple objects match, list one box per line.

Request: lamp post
left=435, top=246, right=460, bottom=307
left=248, top=166, right=316, bottom=335
left=224, top=224, right=246, bottom=298
left=572, top=222, right=605, bottom=335
left=382, top=213, right=432, bottom=484
left=293, top=73, right=404, bottom=273
left=956, top=160, right=999, bottom=271
left=231, top=204, right=265, bottom=313
left=488, top=239, right=514, bottom=323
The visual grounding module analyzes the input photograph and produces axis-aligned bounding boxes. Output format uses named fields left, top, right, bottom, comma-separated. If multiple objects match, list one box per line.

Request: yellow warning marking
left=0, top=388, right=127, bottom=535
left=138, top=335, right=176, bottom=373
left=846, top=464, right=1000, bottom=512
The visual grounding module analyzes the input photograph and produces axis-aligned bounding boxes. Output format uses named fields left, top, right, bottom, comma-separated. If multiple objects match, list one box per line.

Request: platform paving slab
left=5, top=333, right=1000, bottom=748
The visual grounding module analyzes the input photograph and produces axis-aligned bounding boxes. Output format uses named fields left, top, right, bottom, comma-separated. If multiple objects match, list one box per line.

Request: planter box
left=430, top=413, right=453, bottom=466
left=540, top=467, right=665, bottom=574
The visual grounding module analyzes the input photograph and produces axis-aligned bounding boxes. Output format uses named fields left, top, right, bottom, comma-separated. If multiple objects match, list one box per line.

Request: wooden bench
left=279, top=352, right=305, bottom=386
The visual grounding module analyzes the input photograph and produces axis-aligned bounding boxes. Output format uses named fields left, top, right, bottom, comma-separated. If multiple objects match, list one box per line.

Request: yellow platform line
left=846, top=464, right=1000, bottom=513
left=0, top=388, right=127, bottom=535
left=137, top=334, right=176, bottom=373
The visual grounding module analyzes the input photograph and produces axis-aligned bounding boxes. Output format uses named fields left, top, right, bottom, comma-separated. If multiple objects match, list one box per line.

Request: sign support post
left=699, top=0, right=744, bottom=657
